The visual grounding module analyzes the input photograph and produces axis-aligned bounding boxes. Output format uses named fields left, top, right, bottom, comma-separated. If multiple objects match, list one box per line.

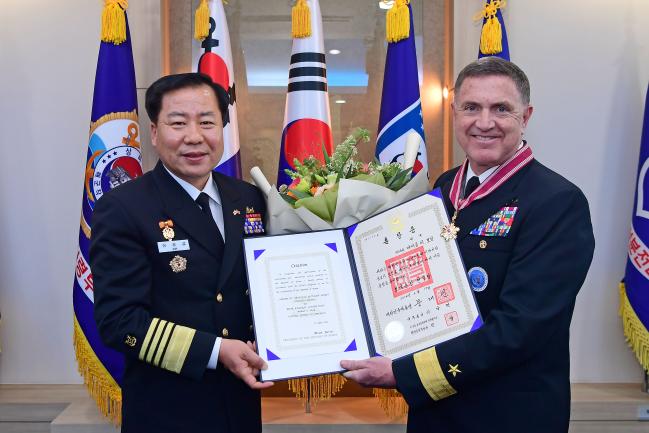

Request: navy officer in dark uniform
left=341, top=57, right=595, bottom=433
left=91, top=73, right=273, bottom=433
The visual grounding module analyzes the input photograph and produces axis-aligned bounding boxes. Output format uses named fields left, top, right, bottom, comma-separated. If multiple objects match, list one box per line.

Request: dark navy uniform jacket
left=91, top=162, right=265, bottom=433
left=393, top=159, right=595, bottom=433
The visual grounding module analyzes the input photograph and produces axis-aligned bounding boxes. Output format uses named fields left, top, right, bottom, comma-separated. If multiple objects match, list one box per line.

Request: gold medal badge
left=159, top=220, right=187, bottom=272
left=159, top=219, right=175, bottom=241
left=169, top=255, right=187, bottom=273
left=441, top=211, right=460, bottom=241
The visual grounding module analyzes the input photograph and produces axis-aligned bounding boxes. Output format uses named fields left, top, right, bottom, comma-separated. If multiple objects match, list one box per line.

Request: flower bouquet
left=251, top=128, right=429, bottom=235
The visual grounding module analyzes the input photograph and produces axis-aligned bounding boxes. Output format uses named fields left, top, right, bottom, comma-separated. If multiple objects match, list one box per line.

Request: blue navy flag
left=375, top=3, right=427, bottom=175
left=73, top=5, right=141, bottom=423
left=622, top=84, right=649, bottom=372
left=477, top=0, right=510, bottom=60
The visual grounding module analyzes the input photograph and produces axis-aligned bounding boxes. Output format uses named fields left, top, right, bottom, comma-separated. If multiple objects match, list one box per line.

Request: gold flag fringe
left=373, top=388, right=408, bottom=418
left=101, top=0, right=128, bottom=45
left=386, top=0, right=410, bottom=43
left=291, top=0, right=311, bottom=39
left=73, top=315, right=122, bottom=425
left=89, top=110, right=138, bottom=136
left=619, top=282, right=649, bottom=372
left=288, top=375, right=347, bottom=407
left=474, top=0, right=506, bottom=56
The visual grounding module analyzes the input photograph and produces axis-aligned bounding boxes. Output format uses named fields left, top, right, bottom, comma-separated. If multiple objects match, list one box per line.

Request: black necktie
left=464, top=176, right=480, bottom=198
left=196, top=192, right=225, bottom=246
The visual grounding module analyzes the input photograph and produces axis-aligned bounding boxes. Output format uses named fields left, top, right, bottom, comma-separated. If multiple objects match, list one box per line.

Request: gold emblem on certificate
left=159, top=219, right=175, bottom=241
left=169, top=255, right=187, bottom=273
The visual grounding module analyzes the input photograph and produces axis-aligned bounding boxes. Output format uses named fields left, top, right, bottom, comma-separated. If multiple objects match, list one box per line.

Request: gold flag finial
left=101, top=0, right=128, bottom=45
left=386, top=0, right=410, bottom=43
left=292, top=0, right=312, bottom=38
left=474, top=0, right=506, bottom=55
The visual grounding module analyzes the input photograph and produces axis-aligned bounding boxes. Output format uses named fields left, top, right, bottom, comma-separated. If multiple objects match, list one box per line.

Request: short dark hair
left=454, top=57, right=530, bottom=105
left=145, top=73, right=230, bottom=124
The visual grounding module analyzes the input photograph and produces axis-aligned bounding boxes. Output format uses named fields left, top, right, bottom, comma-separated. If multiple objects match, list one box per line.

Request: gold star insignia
left=448, top=364, right=461, bottom=377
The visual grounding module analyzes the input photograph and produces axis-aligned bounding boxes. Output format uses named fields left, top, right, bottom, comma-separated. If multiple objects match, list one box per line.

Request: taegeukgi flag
left=276, top=0, right=333, bottom=187
left=193, top=0, right=242, bottom=178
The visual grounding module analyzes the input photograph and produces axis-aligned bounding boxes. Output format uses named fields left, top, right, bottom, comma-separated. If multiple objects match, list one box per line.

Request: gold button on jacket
left=216, top=293, right=223, bottom=303
left=222, top=328, right=229, bottom=337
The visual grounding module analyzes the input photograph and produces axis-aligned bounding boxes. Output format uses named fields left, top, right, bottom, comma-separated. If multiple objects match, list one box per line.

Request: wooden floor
left=1, top=384, right=649, bottom=432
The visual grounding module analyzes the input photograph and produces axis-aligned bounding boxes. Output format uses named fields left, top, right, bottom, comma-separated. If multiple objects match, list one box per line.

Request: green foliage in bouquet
left=278, top=128, right=413, bottom=221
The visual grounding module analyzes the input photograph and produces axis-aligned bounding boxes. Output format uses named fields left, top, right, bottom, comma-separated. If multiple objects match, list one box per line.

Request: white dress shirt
left=164, top=166, right=223, bottom=370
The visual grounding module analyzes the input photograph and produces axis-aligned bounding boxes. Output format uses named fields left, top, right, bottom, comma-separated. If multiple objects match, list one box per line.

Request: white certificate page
left=244, top=230, right=370, bottom=381
left=348, top=190, right=481, bottom=360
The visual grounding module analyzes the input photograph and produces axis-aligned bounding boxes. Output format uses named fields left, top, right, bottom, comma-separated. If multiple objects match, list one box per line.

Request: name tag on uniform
left=158, top=239, right=190, bottom=253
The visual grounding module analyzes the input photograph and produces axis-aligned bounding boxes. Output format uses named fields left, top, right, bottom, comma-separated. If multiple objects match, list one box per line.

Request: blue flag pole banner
left=73, top=3, right=141, bottom=424
left=192, top=0, right=242, bottom=178
left=476, top=0, right=510, bottom=60
left=276, top=0, right=334, bottom=187
left=375, top=2, right=428, bottom=176
left=373, top=1, right=422, bottom=419
left=622, top=84, right=649, bottom=372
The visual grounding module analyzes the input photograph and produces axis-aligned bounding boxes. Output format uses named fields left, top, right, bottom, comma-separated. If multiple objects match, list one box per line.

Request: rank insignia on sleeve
left=448, top=364, right=461, bottom=377
left=244, top=207, right=265, bottom=235
left=470, top=206, right=517, bottom=237
left=124, top=335, right=137, bottom=347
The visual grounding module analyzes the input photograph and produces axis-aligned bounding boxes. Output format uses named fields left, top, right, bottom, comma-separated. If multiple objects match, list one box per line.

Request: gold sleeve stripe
left=153, top=322, right=174, bottom=367
left=157, top=324, right=176, bottom=367
left=161, top=325, right=196, bottom=374
left=413, top=347, right=457, bottom=401
left=139, top=318, right=161, bottom=361
left=150, top=320, right=171, bottom=365
left=145, top=319, right=168, bottom=364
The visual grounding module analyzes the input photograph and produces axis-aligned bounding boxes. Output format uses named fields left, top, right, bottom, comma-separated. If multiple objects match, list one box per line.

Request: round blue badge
left=467, top=267, right=488, bottom=292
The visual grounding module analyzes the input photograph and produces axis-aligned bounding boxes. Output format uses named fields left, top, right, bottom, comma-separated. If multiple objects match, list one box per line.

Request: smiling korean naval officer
left=91, top=73, right=273, bottom=433
left=341, top=57, right=595, bottom=433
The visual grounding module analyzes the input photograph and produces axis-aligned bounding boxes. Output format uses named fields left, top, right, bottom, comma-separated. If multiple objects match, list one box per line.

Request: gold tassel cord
left=194, top=0, right=210, bottom=41
left=620, top=283, right=649, bottom=372
left=101, top=0, right=128, bottom=45
left=373, top=388, right=409, bottom=418
left=73, top=316, right=122, bottom=425
left=288, top=375, right=347, bottom=407
left=386, top=0, right=410, bottom=43
left=474, top=0, right=506, bottom=55
left=292, top=0, right=311, bottom=39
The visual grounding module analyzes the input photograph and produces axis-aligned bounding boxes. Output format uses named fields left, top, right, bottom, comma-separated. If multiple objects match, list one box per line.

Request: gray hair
left=454, top=57, right=530, bottom=105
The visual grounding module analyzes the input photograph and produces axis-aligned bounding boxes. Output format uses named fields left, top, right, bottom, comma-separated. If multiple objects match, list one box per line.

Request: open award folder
left=243, top=189, right=483, bottom=382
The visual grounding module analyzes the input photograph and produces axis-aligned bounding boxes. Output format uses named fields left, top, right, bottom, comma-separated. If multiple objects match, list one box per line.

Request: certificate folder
left=243, top=189, right=482, bottom=382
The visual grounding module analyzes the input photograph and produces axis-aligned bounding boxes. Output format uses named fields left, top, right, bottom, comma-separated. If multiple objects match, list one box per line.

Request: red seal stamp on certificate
left=445, top=311, right=459, bottom=326
left=433, top=282, right=455, bottom=305
left=385, top=246, right=432, bottom=298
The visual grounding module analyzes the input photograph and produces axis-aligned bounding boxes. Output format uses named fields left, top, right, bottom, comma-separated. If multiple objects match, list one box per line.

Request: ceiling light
left=329, top=49, right=341, bottom=55
left=335, top=99, right=346, bottom=104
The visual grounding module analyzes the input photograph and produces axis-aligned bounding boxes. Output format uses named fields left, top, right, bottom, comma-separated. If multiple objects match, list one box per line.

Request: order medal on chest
left=440, top=144, right=534, bottom=242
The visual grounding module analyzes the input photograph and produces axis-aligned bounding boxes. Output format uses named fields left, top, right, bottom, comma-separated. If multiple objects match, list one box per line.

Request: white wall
left=454, top=0, right=649, bottom=382
left=0, top=0, right=647, bottom=384
left=0, top=0, right=159, bottom=383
